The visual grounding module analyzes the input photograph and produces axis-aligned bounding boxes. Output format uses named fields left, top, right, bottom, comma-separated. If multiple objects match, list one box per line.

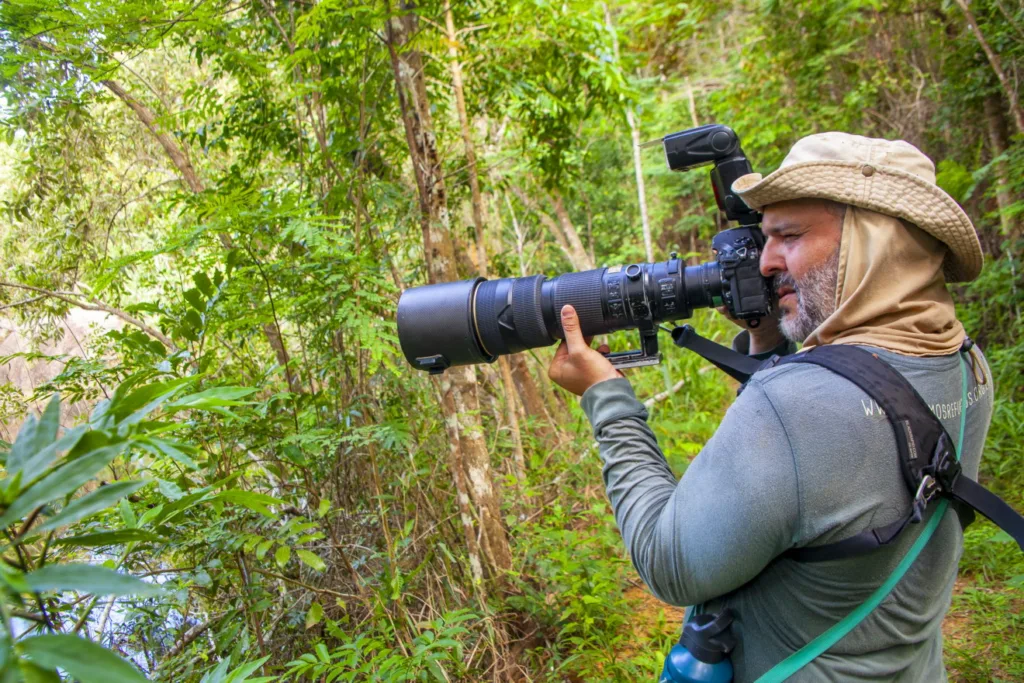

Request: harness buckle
left=931, top=433, right=962, bottom=492
left=911, top=474, right=938, bottom=524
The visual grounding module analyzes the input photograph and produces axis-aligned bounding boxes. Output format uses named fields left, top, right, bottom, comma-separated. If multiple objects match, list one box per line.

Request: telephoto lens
left=397, top=255, right=729, bottom=374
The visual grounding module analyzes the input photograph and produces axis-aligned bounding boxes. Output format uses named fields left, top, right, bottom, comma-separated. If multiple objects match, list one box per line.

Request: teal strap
left=754, top=356, right=969, bottom=683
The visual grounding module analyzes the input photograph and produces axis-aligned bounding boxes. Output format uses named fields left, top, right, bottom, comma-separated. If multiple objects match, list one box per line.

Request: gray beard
left=776, top=247, right=840, bottom=343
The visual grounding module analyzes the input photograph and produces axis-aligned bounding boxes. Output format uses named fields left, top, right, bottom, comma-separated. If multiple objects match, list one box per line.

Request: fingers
left=560, top=305, right=587, bottom=354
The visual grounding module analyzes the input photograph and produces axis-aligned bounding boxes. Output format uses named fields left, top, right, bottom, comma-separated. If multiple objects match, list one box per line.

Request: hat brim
left=733, top=160, right=983, bottom=282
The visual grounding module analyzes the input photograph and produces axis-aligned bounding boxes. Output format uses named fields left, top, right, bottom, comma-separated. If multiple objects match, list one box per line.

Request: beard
left=775, top=247, right=841, bottom=343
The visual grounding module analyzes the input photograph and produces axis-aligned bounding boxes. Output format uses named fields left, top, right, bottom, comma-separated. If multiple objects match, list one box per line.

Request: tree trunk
left=443, top=2, right=527, bottom=480
left=101, top=80, right=205, bottom=194
left=983, top=93, right=1020, bottom=238
left=509, top=354, right=554, bottom=441
left=263, top=322, right=304, bottom=395
left=510, top=185, right=579, bottom=268
left=550, top=190, right=596, bottom=270
left=103, top=79, right=308, bottom=392
left=955, top=0, right=1024, bottom=133
left=386, top=2, right=512, bottom=578
left=604, top=4, right=653, bottom=262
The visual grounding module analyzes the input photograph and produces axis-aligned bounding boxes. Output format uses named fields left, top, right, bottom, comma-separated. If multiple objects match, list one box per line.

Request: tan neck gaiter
left=802, top=206, right=965, bottom=356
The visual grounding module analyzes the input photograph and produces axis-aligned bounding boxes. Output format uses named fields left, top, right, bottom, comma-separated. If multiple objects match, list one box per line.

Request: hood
left=802, top=206, right=965, bottom=356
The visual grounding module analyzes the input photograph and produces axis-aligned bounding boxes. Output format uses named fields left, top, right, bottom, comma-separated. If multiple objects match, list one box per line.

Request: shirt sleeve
left=581, top=376, right=801, bottom=606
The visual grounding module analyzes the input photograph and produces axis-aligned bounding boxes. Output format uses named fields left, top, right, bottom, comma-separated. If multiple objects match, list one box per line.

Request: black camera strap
left=669, top=325, right=763, bottom=382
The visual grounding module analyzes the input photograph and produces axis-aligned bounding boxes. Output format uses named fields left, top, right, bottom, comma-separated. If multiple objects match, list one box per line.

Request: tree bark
left=444, top=1, right=526, bottom=481
left=444, top=1, right=488, bottom=276
left=103, top=78, right=308, bottom=390
left=386, top=2, right=512, bottom=578
left=262, top=322, right=304, bottom=394
left=955, top=0, right=1024, bottom=134
left=604, top=4, right=653, bottom=262
left=550, top=190, right=596, bottom=270
left=509, top=353, right=556, bottom=437
left=510, top=185, right=578, bottom=268
left=983, top=93, right=1020, bottom=238
left=101, top=80, right=205, bottom=194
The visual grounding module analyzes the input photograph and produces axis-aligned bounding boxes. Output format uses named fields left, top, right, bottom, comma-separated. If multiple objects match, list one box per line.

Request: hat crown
left=780, top=132, right=936, bottom=184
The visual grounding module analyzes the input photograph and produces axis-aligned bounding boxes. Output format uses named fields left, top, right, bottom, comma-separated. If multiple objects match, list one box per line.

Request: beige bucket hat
left=732, top=132, right=983, bottom=282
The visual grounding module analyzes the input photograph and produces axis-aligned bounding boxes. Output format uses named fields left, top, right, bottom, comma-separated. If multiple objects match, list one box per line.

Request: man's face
left=760, top=199, right=845, bottom=342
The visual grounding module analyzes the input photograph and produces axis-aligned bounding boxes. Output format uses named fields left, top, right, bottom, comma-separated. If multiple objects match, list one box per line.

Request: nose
left=760, top=236, right=785, bottom=278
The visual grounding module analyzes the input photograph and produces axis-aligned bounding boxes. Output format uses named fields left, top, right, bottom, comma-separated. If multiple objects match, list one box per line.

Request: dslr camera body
left=397, top=124, right=772, bottom=374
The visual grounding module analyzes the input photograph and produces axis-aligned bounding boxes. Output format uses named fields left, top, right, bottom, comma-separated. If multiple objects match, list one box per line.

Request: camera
left=396, top=124, right=773, bottom=374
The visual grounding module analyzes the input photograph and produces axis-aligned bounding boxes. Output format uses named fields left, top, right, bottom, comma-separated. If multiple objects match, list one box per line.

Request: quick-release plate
left=606, top=350, right=662, bottom=369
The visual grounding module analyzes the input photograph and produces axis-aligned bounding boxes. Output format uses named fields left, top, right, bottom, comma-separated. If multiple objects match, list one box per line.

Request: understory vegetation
left=0, top=0, right=1021, bottom=680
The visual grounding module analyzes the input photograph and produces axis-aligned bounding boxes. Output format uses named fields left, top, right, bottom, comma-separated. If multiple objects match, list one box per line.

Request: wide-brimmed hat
left=732, top=132, right=983, bottom=282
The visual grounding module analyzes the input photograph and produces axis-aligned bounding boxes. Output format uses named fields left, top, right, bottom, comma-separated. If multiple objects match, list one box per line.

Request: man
left=548, top=133, right=992, bottom=680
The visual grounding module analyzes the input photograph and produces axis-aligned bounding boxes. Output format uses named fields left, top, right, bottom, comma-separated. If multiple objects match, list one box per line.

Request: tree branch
left=0, top=281, right=175, bottom=350
left=100, top=79, right=206, bottom=193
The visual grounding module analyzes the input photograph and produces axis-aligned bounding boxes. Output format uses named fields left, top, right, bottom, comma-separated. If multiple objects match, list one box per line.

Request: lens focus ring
left=551, top=269, right=606, bottom=336
left=511, top=275, right=551, bottom=348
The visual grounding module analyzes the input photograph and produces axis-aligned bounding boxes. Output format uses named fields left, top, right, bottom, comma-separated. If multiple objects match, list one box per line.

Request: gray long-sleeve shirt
left=580, top=346, right=993, bottom=681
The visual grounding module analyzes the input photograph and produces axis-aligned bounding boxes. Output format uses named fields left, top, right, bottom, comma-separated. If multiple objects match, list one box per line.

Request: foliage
left=0, top=0, right=1021, bottom=680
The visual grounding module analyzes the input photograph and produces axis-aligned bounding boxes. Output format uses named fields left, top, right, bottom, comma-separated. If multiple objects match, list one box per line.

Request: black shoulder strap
left=774, top=345, right=1024, bottom=562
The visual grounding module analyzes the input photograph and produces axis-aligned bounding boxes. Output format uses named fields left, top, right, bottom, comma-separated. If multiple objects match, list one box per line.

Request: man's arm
left=547, top=305, right=801, bottom=606
left=581, top=376, right=801, bottom=606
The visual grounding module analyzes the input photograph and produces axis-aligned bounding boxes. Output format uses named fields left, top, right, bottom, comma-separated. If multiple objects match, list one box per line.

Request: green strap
left=754, top=356, right=969, bottom=683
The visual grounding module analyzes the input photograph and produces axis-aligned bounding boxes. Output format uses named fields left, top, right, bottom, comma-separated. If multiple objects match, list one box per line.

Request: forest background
left=0, top=0, right=1021, bottom=681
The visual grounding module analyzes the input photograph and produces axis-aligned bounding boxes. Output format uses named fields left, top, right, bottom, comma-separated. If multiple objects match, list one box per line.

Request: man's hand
left=717, top=305, right=786, bottom=355
left=548, top=305, right=624, bottom=396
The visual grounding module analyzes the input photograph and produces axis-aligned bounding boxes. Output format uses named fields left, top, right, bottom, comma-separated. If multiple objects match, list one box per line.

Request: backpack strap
left=775, top=344, right=1024, bottom=562
left=753, top=348, right=973, bottom=683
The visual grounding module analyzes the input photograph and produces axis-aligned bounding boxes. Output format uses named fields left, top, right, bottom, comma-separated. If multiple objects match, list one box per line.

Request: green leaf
left=158, top=479, right=185, bottom=501
left=22, top=425, right=88, bottom=486
left=19, top=661, right=61, bottom=683
left=184, top=309, right=204, bottom=332
left=184, top=288, right=206, bottom=312
left=20, top=634, right=147, bottom=683
left=0, top=443, right=126, bottom=528
left=988, top=530, right=1013, bottom=544
left=296, top=550, right=326, bottom=572
left=24, top=564, right=163, bottom=596
left=137, top=504, right=165, bottom=528
left=167, top=387, right=257, bottom=411
left=140, top=437, right=199, bottom=469
left=315, top=643, right=330, bottom=664
left=34, top=480, right=149, bottom=534
left=317, top=498, right=330, bottom=518
left=255, top=540, right=273, bottom=559
left=119, top=498, right=137, bottom=528
left=275, top=545, right=291, bottom=568
left=108, top=377, right=193, bottom=425
left=213, top=490, right=282, bottom=517
left=224, top=656, right=272, bottom=683
left=54, top=529, right=162, bottom=547
left=305, top=602, right=323, bottom=630
left=9, top=395, right=60, bottom=480
left=193, top=272, right=215, bottom=299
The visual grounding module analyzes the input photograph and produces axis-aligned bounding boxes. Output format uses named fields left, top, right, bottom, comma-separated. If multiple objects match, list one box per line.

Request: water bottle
left=659, top=609, right=737, bottom=683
